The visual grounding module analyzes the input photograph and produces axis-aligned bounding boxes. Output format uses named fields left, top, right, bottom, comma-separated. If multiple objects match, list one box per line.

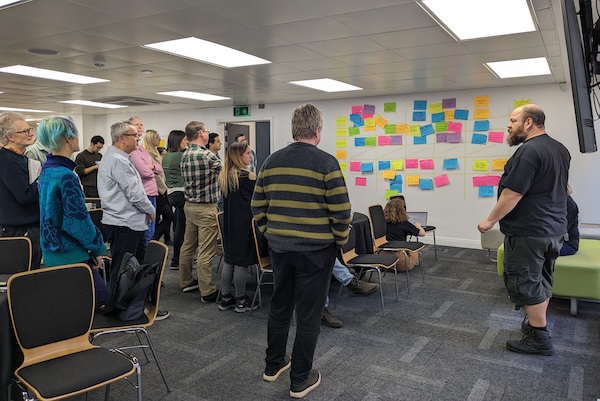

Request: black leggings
left=153, top=194, right=173, bottom=242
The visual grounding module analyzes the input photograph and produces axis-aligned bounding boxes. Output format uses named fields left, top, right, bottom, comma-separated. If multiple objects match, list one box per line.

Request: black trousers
left=167, top=191, right=186, bottom=265
left=265, top=244, right=337, bottom=386
left=153, top=194, right=173, bottom=242
left=105, top=225, right=146, bottom=286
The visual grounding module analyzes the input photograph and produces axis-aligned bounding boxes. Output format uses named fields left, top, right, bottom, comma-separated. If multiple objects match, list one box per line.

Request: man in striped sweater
left=252, top=103, right=351, bottom=399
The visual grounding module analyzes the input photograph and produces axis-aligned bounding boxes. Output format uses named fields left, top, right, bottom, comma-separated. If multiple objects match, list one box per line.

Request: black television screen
left=562, top=0, right=597, bottom=153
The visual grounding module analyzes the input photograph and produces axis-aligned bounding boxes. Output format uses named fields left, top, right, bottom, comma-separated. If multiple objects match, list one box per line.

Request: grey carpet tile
left=69, top=245, right=600, bottom=401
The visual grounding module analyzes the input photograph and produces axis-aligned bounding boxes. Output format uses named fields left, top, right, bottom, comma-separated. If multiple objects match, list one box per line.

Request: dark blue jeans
left=105, top=225, right=146, bottom=286
left=265, top=245, right=337, bottom=386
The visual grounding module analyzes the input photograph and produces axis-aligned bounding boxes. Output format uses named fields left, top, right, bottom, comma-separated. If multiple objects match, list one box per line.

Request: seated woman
left=383, top=197, right=425, bottom=272
left=561, top=188, right=579, bottom=256
left=37, top=116, right=108, bottom=306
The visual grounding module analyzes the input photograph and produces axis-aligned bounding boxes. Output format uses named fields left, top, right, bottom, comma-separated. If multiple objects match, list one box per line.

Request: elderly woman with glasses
left=37, top=115, right=108, bottom=305
left=0, top=112, right=42, bottom=268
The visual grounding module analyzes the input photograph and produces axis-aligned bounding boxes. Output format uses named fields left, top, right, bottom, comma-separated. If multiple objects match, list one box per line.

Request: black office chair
left=7, top=264, right=142, bottom=401
left=0, top=237, right=32, bottom=285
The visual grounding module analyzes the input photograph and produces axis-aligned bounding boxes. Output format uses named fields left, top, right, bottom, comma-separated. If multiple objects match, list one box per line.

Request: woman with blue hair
left=37, top=115, right=108, bottom=306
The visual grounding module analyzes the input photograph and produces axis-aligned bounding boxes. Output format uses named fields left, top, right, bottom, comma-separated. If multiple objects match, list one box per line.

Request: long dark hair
left=166, top=130, right=185, bottom=152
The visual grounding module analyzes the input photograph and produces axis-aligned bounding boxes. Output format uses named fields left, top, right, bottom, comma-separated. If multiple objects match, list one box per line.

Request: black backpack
left=105, top=252, right=159, bottom=321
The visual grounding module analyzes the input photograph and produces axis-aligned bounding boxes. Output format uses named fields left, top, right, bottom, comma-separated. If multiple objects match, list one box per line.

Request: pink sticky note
left=355, top=176, right=367, bottom=186
left=419, top=159, right=434, bottom=170
left=448, top=121, right=463, bottom=133
left=472, top=175, right=501, bottom=187
left=434, top=174, right=450, bottom=187
left=488, top=131, right=504, bottom=143
left=362, top=113, right=373, bottom=120
left=350, top=162, right=361, bottom=172
left=352, top=105, right=362, bottom=114
left=405, top=159, right=418, bottom=169
left=378, top=136, right=391, bottom=146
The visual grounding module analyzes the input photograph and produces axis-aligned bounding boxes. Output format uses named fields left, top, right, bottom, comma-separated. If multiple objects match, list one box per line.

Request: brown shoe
left=321, top=308, right=343, bottom=328
left=346, top=278, right=378, bottom=296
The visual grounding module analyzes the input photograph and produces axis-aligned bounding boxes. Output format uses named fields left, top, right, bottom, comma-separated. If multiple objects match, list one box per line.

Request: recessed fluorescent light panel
left=486, top=57, right=551, bottom=78
left=420, top=0, right=536, bottom=40
left=144, top=37, right=271, bottom=68
left=60, top=100, right=127, bottom=109
left=0, top=106, right=52, bottom=113
left=0, top=0, right=31, bottom=9
left=0, top=65, right=108, bottom=84
left=157, top=91, right=231, bottom=101
left=288, top=78, right=363, bottom=93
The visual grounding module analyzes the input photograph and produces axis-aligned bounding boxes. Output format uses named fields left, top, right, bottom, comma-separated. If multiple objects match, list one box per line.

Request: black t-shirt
left=498, top=134, right=570, bottom=236
left=386, top=221, right=419, bottom=241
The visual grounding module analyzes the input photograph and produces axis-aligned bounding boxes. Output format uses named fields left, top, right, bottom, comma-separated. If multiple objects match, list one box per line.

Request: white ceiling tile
left=461, top=32, right=545, bottom=53
left=332, top=50, right=407, bottom=66
left=67, top=0, right=194, bottom=18
left=394, top=42, right=472, bottom=60
left=302, top=37, right=385, bottom=57
left=264, top=17, right=360, bottom=43
left=368, top=27, right=456, bottom=49
left=299, top=0, right=414, bottom=15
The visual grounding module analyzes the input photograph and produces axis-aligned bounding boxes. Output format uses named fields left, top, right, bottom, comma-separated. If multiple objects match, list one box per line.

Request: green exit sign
left=233, top=106, right=250, bottom=117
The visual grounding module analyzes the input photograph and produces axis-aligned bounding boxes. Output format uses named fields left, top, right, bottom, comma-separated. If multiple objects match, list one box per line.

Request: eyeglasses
left=122, top=133, right=140, bottom=138
left=15, top=128, right=33, bottom=135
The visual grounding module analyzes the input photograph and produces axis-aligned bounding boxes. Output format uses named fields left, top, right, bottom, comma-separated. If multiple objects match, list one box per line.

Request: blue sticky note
left=474, top=120, right=490, bottom=131
left=391, top=176, right=403, bottom=185
left=471, top=133, right=488, bottom=145
left=379, top=160, right=391, bottom=170
left=414, top=100, right=427, bottom=111
left=431, top=112, right=445, bottom=123
left=454, top=109, right=469, bottom=120
left=390, top=183, right=402, bottom=192
left=479, top=186, right=494, bottom=197
left=350, top=114, right=364, bottom=127
left=443, top=158, right=459, bottom=170
left=412, top=111, right=426, bottom=121
left=361, top=162, right=373, bottom=172
left=419, top=179, right=433, bottom=190
left=354, top=137, right=366, bottom=147
left=413, top=136, right=427, bottom=145
left=420, top=124, right=435, bottom=136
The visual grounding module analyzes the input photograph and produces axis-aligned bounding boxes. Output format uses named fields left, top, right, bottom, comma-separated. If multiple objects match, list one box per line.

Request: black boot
left=506, top=327, right=554, bottom=356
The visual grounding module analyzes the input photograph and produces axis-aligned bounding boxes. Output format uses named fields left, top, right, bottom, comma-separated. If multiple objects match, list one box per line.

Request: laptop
left=407, top=212, right=435, bottom=231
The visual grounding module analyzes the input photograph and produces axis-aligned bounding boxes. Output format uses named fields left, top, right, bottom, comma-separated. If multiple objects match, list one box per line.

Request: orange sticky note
left=492, top=159, right=507, bottom=171
left=336, top=150, right=347, bottom=159
left=474, top=96, right=489, bottom=107
left=375, top=115, right=388, bottom=129
left=474, top=108, right=490, bottom=119
left=444, top=110, right=455, bottom=121
left=382, top=170, right=396, bottom=179
left=396, top=123, right=409, bottom=134
left=407, top=175, right=420, bottom=186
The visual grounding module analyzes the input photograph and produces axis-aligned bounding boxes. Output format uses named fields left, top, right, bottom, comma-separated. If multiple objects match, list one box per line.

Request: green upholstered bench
left=497, top=239, right=600, bottom=316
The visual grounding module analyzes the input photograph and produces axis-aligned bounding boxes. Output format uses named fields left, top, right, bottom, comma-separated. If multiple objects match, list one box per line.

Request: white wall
left=80, top=83, right=600, bottom=249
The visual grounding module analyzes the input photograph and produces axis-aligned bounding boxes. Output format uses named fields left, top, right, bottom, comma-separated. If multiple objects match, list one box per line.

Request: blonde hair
left=142, top=129, right=161, bottom=162
left=218, top=142, right=249, bottom=197
left=384, top=198, right=408, bottom=224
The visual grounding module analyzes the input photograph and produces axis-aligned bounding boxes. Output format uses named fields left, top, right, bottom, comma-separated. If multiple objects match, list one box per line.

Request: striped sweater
left=251, top=142, right=351, bottom=253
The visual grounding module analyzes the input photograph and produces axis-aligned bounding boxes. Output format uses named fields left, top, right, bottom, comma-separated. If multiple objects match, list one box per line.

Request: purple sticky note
left=447, top=133, right=462, bottom=143
left=436, top=133, right=448, bottom=143
left=363, top=104, right=375, bottom=114
left=390, top=135, right=403, bottom=145
left=442, top=98, right=456, bottom=109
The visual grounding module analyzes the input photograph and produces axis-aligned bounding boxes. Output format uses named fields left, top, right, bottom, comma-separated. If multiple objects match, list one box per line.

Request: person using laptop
left=383, top=197, right=424, bottom=271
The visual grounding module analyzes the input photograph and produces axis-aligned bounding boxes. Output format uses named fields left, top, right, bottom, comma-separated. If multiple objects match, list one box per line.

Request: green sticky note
left=384, top=124, right=396, bottom=134
left=384, top=102, right=396, bottom=113
left=435, top=122, right=449, bottom=132
left=365, top=137, right=377, bottom=146
left=385, top=189, right=399, bottom=199
left=348, top=127, right=361, bottom=136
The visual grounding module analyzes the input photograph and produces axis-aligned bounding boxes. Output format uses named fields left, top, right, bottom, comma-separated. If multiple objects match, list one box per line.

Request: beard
left=506, top=130, right=525, bottom=146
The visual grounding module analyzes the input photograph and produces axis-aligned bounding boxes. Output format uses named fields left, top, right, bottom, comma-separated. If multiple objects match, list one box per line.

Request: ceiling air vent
left=92, top=96, right=170, bottom=107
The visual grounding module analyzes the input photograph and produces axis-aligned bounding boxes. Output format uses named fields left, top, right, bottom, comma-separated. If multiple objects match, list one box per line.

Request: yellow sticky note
left=336, top=117, right=347, bottom=126
left=336, top=128, right=347, bottom=137
left=396, top=123, right=409, bottom=134
left=429, top=103, right=443, bottom=114
left=473, top=160, right=489, bottom=171
left=382, top=170, right=396, bottom=179
left=474, top=108, right=490, bottom=119
left=492, top=159, right=507, bottom=171
left=474, top=96, right=489, bottom=107
left=375, top=115, right=388, bottom=129
left=407, top=175, right=420, bottom=186
left=336, top=150, right=347, bottom=160
left=336, top=139, right=347, bottom=148
left=444, top=110, right=455, bottom=120
left=364, top=117, right=375, bottom=128
left=409, top=125, right=421, bottom=136
left=339, top=162, right=347, bottom=171
left=514, top=99, right=530, bottom=108
left=391, top=160, right=404, bottom=170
